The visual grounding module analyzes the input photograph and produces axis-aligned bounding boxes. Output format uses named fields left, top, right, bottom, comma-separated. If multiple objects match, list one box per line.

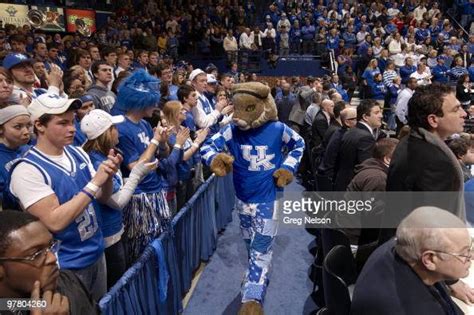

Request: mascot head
left=231, top=82, right=277, bottom=130
left=114, top=69, right=161, bottom=112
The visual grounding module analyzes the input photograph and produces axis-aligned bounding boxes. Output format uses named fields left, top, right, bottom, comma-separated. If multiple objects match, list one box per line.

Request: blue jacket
left=469, top=66, right=474, bottom=82
left=370, top=81, right=386, bottom=100
left=332, top=83, right=350, bottom=102
left=432, top=64, right=449, bottom=83
left=342, top=32, right=357, bottom=47
left=326, top=34, right=340, bottom=50
left=301, top=25, right=316, bottom=40
left=400, top=65, right=417, bottom=84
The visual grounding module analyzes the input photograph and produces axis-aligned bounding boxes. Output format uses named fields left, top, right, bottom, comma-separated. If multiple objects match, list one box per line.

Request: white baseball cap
left=80, top=109, right=125, bottom=140
left=207, top=74, right=217, bottom=84
left=28, top=93, right=82, bottom=120
left=189, top=68, right=206, bottom=81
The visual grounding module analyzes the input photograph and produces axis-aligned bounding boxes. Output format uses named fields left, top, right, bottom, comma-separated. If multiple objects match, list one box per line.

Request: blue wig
left=115, top=69, right=161, bottom=112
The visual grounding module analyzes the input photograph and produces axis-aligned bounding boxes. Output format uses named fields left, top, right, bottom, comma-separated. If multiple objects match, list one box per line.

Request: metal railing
left=329, top=49, right=338, bottom=74
left=446, top=8, right=470, bottom=41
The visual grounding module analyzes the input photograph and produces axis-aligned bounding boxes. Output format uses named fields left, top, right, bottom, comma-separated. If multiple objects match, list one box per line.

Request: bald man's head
left=395, top=207, right=468, bottom=264
left=330, top=92, right=342, bottom=102
left=341, top=106, right=357, bottom=128
left=321, top=99, right=334, bottom=112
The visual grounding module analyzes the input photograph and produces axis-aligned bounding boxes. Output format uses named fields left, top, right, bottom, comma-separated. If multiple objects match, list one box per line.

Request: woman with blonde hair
left=361, top=58, right=381, bottom=98
left=172, top=71, right=185, bottom=86
left=67, top=65, right=92, bottom=89
left=81, top=109, right=157, bottom=288
left=162, top=100, right=208, bottom=212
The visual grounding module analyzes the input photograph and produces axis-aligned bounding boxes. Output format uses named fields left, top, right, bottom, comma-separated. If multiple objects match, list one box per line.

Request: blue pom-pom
left=115, top=69, right=161, bottom=111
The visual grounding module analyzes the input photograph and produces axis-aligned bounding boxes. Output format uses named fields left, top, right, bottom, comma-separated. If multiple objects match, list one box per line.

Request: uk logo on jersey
left=137, top=132, right=150, bottom=146
left=241, top=145, right=275, bottom=171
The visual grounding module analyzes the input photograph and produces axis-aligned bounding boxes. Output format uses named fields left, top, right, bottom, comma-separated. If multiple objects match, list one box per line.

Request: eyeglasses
left=429, top=241, right=474, bottom=264
left=0, top=240, right=60, bottom=267
left=430, top=249, right=473, bottom=264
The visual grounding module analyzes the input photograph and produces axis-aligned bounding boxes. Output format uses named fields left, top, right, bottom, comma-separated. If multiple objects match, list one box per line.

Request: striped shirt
left=383, top=69, right=398, bottom=88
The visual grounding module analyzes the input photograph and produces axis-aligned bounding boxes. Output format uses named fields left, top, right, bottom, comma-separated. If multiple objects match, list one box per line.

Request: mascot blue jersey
left=11, top=146, right=104, bottom=269
left=201, top=121, right=305, bottom=203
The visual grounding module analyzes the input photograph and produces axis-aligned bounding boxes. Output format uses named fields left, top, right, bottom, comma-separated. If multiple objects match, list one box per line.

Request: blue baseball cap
left=79, top=94, right=101, bottom=108
left=2, top=53, right=33, bottom=70
left=79, top=94, right=96, bottom=105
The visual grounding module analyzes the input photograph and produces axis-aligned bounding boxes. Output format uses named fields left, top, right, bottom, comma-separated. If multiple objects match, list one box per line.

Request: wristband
left=86, top=182, right=100, bottom=193
left=174, top=144, right=182, bottom=149
left=81, top=189, right=95, bottom=200
left=192, top=142, right=200, bottom=149
left=150, top=138, right=160, bottom=146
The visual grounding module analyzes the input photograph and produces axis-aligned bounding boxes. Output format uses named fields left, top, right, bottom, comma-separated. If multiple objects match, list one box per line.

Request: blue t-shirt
left=201, top=122, right=305, bottom=203
left=362, top=68, right=380, bottom=86
left=73, top=119, right=87, bottom=147
left=169, top=133, right=194, bottom=181
left=182, top=111, right=196, bottom=132
left=168, top=84, right=179, bottom=101
left=88, top=150, right=123, bottom=238
left=0, top=143, right=29, bottom=207
left=465, top=179, right=474, bottom=226
left=117, top=117, right=162, bottom=194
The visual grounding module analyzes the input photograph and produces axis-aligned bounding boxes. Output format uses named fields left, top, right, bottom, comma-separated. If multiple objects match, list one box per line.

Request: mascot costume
left=201, top=82, right=305, bottom=314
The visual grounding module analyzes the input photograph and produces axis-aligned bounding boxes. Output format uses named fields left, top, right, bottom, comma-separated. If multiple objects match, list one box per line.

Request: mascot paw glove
left=210, top=153, right=235, bottom=176
left=273, top=168, right=293, bottom=188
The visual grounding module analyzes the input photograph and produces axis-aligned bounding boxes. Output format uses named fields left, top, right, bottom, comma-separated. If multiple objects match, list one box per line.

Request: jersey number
left=76, top=204, right=99, bottom=241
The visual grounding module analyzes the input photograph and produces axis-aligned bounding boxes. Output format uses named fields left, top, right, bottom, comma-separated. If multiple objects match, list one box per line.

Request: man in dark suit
left=321, top=100, right=346, bottom=149
left=276, top=81, right=298, bottom=126
left=351, top=207, right=470, bottom=315
left=333, top=99, right=383, bottom=191
left=311, top=99, right=335, bottom=148
left=317, top=106, right=357, bottom=191
left=386, top=84, right=467, bottom=222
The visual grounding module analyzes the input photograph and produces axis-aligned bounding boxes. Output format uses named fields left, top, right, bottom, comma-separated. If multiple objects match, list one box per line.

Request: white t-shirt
left=10, top=146, right=96, bottom=210
left=410, top=71, right=431, bottom=86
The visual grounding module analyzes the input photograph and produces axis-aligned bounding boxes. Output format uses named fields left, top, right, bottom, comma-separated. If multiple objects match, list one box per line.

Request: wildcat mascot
left=201, top=82, right=305, bottom=314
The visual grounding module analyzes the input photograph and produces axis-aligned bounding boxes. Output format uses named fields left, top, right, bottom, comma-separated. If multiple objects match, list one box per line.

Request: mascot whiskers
left=201, top=82, right=305, bottom=314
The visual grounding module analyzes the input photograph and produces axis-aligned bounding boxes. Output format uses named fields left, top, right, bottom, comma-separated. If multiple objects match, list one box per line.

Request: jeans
left=72, top=254, right=107, bottom=301
left=176, top=179, right=194, bottom=211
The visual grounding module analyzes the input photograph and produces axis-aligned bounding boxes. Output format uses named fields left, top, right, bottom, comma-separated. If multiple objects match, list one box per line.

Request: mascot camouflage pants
left=237, top=198, right=279, bottom=303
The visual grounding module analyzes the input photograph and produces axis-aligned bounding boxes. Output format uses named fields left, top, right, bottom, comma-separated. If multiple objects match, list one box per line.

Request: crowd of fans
left=0, top=0, right=473, bottom=313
